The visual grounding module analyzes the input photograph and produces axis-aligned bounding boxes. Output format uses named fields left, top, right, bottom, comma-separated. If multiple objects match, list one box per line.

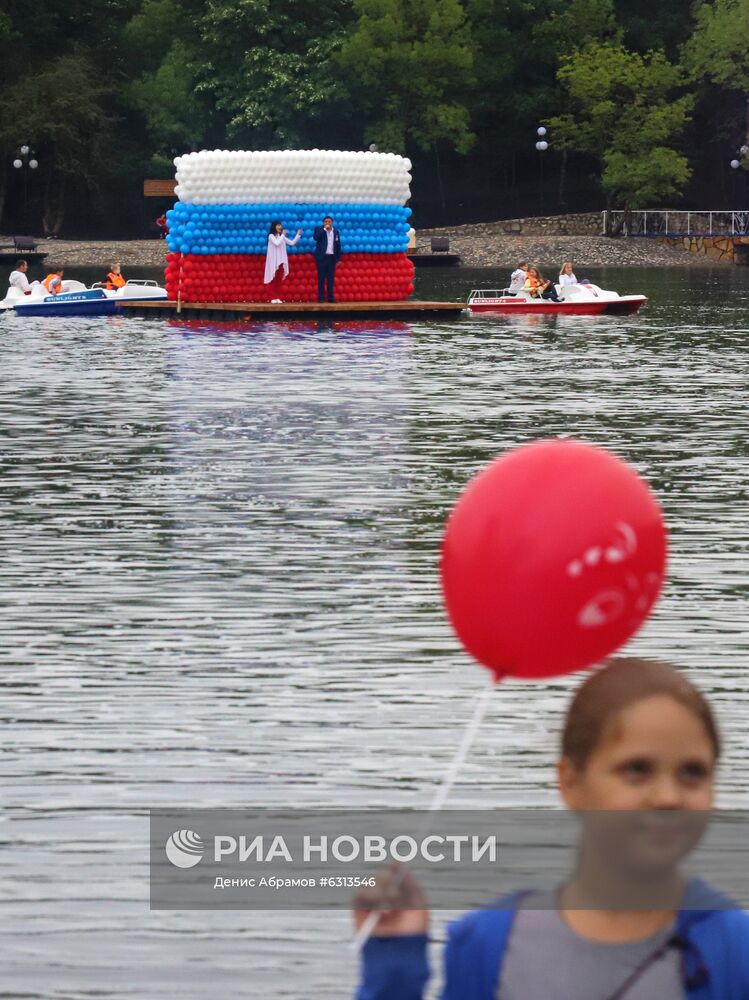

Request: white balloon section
left=173, top=149, right=412, bottom=205
left=164, top=149, right=416, bottom=303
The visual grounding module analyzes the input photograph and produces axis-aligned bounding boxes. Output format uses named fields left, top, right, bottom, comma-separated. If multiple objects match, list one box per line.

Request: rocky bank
left=2, top=211, right=730, bottom=269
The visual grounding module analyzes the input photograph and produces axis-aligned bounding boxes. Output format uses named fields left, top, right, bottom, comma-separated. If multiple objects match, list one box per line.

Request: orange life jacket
left=43, top=274, right=62, bottom=294
left=524, top=274, right=545, bottom=296
left=106, top=272, right=126, bottom=289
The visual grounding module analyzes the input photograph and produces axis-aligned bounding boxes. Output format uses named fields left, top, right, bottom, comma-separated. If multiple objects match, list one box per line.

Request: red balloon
left=441, top=440, right=667, bottom=681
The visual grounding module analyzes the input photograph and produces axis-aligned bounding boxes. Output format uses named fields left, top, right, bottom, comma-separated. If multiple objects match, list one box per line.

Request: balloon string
left=350, top=680, right=496, bottom=951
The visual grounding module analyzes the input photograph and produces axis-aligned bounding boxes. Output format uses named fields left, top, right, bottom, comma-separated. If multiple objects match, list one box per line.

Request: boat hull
left=10, top=286, right=168, bottom=317
left=15, top=296, right=118, bottom=317
left=470, top=295, right=647, bottom=316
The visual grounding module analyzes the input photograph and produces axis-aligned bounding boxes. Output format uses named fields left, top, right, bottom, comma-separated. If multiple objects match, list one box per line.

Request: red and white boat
left=468, top=282, right=647, bottom=316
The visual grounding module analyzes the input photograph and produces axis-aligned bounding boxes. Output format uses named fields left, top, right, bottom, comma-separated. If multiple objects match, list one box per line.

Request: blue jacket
left=313, top=225, right=342, bottom=261
left=356, top=883, right=749, bottom=1000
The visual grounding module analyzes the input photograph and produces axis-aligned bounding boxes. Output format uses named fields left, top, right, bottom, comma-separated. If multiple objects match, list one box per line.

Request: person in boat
left=8, top=259, right=33, bottom=295
left=524, top=266, right=560, bottom=301
left=43, top=270, right=64, bottom=296
left=509, top=261, right=529, bottom=294
left=105, top=263, right=126, bottom=290
left=353, top=657, right=749, bottom=999
left=559, top=261, right=578, bottom=287
left=264, top=220, right=303, bottom=303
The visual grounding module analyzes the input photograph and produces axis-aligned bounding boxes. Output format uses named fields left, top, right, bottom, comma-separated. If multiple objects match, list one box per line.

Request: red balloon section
left=441, top=440, right=668, bottom=681
left=165, top=252, right=415, bottom=303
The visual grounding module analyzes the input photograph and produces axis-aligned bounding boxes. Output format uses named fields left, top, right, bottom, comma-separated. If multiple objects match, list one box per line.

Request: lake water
left=1, top=263, right=749, bottom=998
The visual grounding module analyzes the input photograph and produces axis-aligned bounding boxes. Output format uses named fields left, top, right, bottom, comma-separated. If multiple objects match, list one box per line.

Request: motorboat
left=0, top=279, right=168, bottom=316
left=468, top=282, right=647, bottom=316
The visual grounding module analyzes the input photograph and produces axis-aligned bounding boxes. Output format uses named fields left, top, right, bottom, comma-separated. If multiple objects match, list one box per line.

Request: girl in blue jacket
left=353, top=658, right=749, bottom=999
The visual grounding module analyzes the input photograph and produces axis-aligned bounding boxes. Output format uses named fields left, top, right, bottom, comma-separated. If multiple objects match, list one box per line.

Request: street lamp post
left=535, top=126, right=550, bottom=215
left=12, top=143, right=39, bottom=231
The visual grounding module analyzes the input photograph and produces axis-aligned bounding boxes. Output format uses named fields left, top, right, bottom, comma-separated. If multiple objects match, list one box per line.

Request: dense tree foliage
left=0, top=0, right=746, bottom=235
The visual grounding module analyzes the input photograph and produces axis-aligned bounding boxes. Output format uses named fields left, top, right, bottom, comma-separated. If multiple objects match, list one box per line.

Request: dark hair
left=269, top=220, right=282, bottom=234
left=323, top=215, right=333, bottom=223
left=562, top=658, right=720, bottom=768
left=518, top=261, right=528, bottom=269
left=16, top=258, right=27, bottom=268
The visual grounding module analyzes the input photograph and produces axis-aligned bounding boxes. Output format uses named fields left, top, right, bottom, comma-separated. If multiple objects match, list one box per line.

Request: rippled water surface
left=2, top=264, right=749, bottom=998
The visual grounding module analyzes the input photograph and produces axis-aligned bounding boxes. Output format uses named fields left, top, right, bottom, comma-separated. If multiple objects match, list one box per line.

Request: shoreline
left=415, top=228, right=728, bottom=268
left=1, top=229, right=729, bottom=271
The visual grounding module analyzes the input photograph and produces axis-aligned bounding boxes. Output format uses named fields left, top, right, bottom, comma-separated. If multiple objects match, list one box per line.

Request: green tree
left=337, top=0, right=475, bottom=154
left=533, top=0, right=620, bottom=58
left=681, top=0, right=749, bottom=93
left=121, top=0, right=212, bottom=159
left=196, top=0, right=353, bottom=147
left=547, top=42, right=692, bottom=209
left=0, top=54, right=111, bottom=233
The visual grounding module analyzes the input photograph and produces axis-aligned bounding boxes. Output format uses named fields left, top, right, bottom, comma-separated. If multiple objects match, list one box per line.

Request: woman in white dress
left=264, top=220, right=302, bottom=302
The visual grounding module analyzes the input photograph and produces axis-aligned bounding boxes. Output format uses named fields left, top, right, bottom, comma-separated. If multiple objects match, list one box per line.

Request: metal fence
left=603, top=210, right=749, bottom=237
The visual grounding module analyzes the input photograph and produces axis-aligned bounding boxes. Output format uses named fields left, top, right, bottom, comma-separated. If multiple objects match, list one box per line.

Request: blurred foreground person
left=353, top=659, right=749, bottom=999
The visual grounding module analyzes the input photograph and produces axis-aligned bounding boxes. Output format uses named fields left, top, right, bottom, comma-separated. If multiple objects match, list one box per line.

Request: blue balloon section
left=165, top=202, right=412, bottom=256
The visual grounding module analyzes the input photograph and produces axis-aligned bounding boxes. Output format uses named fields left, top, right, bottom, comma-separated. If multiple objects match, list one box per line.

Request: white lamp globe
left=731, top=159, right=741, bottom=169
left=537, top=127, right=547, bottom=137
left=20, top=144, right=30, bottom=155
left=539, top=140, right=549, bottom=151
left=29, top=159, right=38, bottom=169
left=13, top=158, right=22, bottom=169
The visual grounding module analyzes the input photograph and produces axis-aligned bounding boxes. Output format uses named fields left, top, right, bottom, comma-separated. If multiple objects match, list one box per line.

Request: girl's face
left=274, top=223, right=282, bottom=234
left=564, top=264, right=572, bottom=274
left=559, top=695, right=716, bottom=812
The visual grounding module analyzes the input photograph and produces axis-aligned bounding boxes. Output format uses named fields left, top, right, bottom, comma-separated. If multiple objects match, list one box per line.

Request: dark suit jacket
left=313, top=226, right=342, bottom=262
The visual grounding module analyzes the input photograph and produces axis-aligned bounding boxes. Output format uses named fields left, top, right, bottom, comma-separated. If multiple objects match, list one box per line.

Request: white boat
left=468, top=282, right=647, bottom=316
left=0, top=279, right=167, bottom=316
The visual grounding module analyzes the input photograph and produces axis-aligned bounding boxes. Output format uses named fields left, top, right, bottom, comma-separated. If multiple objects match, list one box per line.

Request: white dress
left=264, top=232, right=301, bottom=284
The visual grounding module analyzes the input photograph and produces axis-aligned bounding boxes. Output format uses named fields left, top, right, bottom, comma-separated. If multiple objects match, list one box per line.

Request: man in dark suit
left=313, top=215, right=342, bottom=303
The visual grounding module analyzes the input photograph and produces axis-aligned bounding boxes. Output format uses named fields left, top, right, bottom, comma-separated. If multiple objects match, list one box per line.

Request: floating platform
left=118, top=299, right=465, bottom=321
left=407, top=252, right=461, bottom=267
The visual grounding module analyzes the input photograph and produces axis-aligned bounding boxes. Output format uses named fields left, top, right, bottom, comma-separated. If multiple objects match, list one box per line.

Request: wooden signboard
left=143, top=179, right=177, bottom=197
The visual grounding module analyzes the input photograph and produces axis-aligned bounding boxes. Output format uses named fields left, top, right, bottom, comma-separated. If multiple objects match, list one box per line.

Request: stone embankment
left=1, top=237, right=169, bottom=269
left=3, top=212, right=734, bottom=269
left=417, top=212, right=729, bottom=267
left=660, top=234, right=749, bottom=264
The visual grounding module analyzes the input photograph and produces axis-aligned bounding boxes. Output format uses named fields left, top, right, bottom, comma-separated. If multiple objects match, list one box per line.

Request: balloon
left=441, top=440, right=667, bottom=681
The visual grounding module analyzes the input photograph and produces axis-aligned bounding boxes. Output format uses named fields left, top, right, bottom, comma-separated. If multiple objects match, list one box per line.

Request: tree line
left=1, top=0, right=747, bottom=236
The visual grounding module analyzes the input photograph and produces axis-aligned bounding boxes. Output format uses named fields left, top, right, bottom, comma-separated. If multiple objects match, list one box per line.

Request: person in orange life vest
left=105, top=263, right=126, bottom=290
left=43, top=270, right=64, bottom=295
left=524, top=265, right=560, bottom=301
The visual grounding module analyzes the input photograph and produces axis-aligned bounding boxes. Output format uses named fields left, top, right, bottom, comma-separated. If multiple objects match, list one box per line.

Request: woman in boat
left=524, top=266, right=560, bottom=301
left=559, top=261, right=578, bottom=287
left=353, top=658, right=749, bottom=999
left=264, top=220, right=303, bottom=303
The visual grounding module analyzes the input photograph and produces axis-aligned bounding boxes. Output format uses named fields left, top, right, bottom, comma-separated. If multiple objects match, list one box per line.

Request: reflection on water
left=1, top=265, right=748, bottom=997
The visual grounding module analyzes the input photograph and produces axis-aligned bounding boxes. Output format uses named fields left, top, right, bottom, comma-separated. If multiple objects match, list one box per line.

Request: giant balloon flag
left=164, top=149, right=416, bottom=303
left=441, top=440, right=668, bottom=681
